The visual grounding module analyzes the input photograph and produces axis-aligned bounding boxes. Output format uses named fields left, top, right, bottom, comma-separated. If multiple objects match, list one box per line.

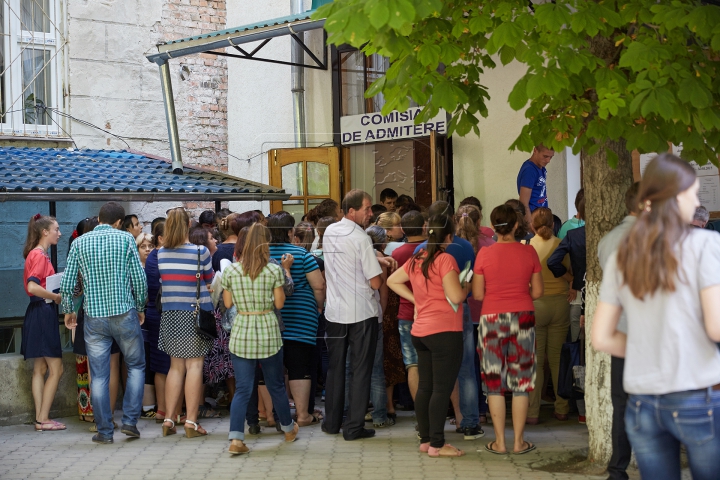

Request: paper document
left=447, top=261, right=473, bottom=312
left=45, top=272, right=63, bottom=303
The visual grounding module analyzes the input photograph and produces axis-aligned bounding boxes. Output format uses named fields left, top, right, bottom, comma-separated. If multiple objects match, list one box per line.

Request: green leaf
left=526, top=73, right=545, bottom=99
left=365, top=76, right=387, bottom=99
left=499, top=45, right=515, bottom=66
left=469, top=14, right=493, bottom=35
left=678, top=77, right=713, bottom=109
left=388, top=0, right=415, bottom=30
left=439, top=43, right=463, bottom=64
left=415, top=0, right=443, bottom=18
left=417, top=43, right=441, bottom=67
left=629, top=89, right=650, bottom=113
left=490, top=22, right=524, bottom=51
left=508, top=76, right=529, bottom=110
left=535, top=3, right=571, bottom=32
left=365, top=0, right=390, bottom=29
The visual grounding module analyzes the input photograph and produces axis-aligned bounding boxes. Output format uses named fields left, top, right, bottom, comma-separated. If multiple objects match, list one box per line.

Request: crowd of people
left=19, top=146, right=720, bottom=476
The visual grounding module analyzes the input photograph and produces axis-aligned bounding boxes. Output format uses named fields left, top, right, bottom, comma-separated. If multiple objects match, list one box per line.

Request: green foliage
left=314, top=0, right=720, bottom=166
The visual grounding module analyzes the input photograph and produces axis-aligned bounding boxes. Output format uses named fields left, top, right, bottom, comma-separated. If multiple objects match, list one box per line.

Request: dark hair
left=397, top=202, right=421, bottom=218
left=618, top=154, right=696, bottom=299
left=122, top=214, right=138, bottom=232
left=459, top=196, right=482, bottom=211
left=316, top=216, right=337, bottom=250
left=396, top=194, right=413, bottom=209
left=151, top=220, right=165, bottom=247
left=268, top=212, right=295, bottom=244
left=342, top=189, right=372, bottom=215
left=365, top=225, right=388, bottom=253
left=234, top=226, right=251, bottom=260
left=70, top=217, right=91, bottom=249
left=532, top=207, right=554, bottom=240
left=293, top=221, right=315, bottom=252
left=23, top=214, right=57, bottom=259
left=504, top=199, right=529, bottom=240
left=553, top=214, right=562, bottom=236
left=491, top=204, right=518, bottom=236
left=401, top=210, right=425, bottom=237
left=231, top=211, right=261, bottom=236
left=99, top=202, right=125, bottom=226
left=189, top=227, right=210, bottom=248
left=151, top=217, right=165, bottom=232
left=218, top=207, right=232, bottom=217
left=574, top=189, right=585, bottom=220
left=625, top=182, right=641, bottom=214
left=370, top=204, right=387, bottom=223
left=428, top=200, right=453, bottom=217
left=199, top=210, right=217, bottom=226
left=306, top=199, right=340, bottom=224
left=411, top=214, right=455, bottom=280
left=455, top=205, right=481, bottom=252
left=380, top=188, right=398, bottom=202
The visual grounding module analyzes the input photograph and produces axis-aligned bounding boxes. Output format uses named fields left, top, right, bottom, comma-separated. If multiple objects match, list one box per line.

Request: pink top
left=405, top=252, right=463, bottom=337
left=24, top=248, right=55, bottom=296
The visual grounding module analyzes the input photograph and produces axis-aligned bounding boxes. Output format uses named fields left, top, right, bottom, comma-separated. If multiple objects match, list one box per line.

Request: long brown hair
left=531, top=207, right=554, bottom=240
left=617, top=154, right=696, bottom=298
left=241, top=224, right=271, bottom=281
left=455, top=205, right=480, bottom=253
left=163, top=208, right=190, bottom=249
left=23, top=214, right=56, bottom=259
left=411, top=214, right=454, bottom=280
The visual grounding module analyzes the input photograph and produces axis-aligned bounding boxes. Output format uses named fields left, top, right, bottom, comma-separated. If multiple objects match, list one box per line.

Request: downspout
left=291, top=0, right=307, bottom=148
left=159, top=61, right=184, bottom=174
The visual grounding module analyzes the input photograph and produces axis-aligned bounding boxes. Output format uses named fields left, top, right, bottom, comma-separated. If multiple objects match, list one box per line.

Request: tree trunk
left=583, top=139, right=633, bottom=465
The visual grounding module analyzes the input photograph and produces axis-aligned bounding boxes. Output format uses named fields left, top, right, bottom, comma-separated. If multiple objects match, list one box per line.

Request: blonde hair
left=135, top=233, right=153, bottom=247
left=455, top=205, right=480, bottom=253
left=375, top=212, right=401, bottom=230
left=218, top=212, right=239, bottom=240
left=163, top=208, right=190, bottom=249
left=531, top=208, right=554, bottom=241
left=242, top=224, right=270, bottom=281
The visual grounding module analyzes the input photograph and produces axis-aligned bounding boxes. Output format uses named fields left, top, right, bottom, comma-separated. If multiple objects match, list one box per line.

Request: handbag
left=557, top=331, right=585, bottom=400
left=155, top=285, right=163, bottom=314
left=193, top=247, right=217, bottom=341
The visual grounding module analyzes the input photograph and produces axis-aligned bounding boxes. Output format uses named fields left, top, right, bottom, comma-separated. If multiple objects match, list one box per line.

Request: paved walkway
left=0, top=407, right=618, bottom=480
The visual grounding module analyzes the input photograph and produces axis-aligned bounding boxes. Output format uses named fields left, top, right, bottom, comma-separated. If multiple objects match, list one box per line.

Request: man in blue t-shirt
left=517, top=144, right=555, bottom=228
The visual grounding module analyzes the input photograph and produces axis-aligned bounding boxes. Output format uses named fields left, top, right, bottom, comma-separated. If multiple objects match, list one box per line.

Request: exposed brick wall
left=158, top=0, right=228, bottom=174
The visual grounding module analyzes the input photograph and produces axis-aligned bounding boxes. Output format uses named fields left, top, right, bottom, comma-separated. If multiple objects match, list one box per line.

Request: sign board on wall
left=634, top=144, right=720, bottom=213
left=340, top=107, right=447, bottom=145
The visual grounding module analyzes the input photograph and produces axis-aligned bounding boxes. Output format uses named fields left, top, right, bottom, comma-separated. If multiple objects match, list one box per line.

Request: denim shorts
left=398, top=319, right=418, bottom=368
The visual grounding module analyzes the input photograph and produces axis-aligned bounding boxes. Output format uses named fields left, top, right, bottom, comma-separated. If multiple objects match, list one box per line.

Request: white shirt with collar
left=323, top=217, right=383, bottom=324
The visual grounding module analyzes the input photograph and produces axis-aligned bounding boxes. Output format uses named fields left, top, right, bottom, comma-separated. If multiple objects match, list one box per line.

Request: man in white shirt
left=322, top=189, right=392, bottom=440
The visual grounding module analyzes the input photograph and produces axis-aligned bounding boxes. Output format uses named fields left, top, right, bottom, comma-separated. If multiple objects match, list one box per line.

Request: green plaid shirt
left=221, top=262, right=284, bottom=359
left=60, top=225, right=147, bottom=318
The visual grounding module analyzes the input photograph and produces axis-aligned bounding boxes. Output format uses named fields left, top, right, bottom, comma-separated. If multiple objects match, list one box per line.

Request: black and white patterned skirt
left=158, top=310, right=213, bottom=359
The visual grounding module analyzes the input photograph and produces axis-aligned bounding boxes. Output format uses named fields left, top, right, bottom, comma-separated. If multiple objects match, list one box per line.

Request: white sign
left=340, top=107, right=447, bottom=145
left=639, top=144, right=719, bottom=177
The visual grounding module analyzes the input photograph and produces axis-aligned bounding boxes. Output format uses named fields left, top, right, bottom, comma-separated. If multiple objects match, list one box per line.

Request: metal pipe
left=159, top=61, right=184, bottom=174
left=291, top=0, right=307, bottom=148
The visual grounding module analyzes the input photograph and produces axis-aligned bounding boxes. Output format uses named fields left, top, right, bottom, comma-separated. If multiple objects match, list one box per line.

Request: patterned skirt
left=158, top=310, right=213, bottom=359
left=76, top=355, right=93, bottom=418
left=203, top=308, right=235, bottom=384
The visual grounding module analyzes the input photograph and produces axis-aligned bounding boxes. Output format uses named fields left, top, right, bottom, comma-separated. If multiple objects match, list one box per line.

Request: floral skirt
left=203, top=309, right=235, bottom=384
left=76, top=355, right=93, bottom=418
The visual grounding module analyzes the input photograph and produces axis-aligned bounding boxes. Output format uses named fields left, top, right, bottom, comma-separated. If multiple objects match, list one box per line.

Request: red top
left=392, top=241, right=424, bottom=321
left=474, top=242, right=541, bottom=316
left=24, top=248, right=55, bottom=296
left=405, top=252, right=463, bottom=337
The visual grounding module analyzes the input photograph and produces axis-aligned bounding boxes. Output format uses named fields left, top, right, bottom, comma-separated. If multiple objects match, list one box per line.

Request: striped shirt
left=60, top=224, right=147, bottom=318
left=269, top=244, right=319, bottom=345
left=158, top=243, right=214, bottom=312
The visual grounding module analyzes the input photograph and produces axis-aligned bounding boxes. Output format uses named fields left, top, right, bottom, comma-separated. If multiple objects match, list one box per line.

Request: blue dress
left=144, top=249, right=170, bottom=374
left=21, top=249, right=62, bottom=359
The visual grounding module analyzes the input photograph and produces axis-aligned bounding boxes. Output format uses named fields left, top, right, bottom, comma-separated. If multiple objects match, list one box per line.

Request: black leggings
left=412, top=331, right=463, bottom=448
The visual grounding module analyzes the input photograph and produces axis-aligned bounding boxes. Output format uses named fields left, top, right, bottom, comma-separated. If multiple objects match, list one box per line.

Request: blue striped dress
left=269, top=244, right=319, bottom=345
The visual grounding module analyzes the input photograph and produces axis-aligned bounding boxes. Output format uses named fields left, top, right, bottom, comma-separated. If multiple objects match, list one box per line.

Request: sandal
left=78, top=415, right=94, bottom=423
left=513, top=441, right=536, bottom=455
left=35, top=420, right=66, bottom=431
left=198, top=404, right=221, bottom=419
left=484, top=441, right=507, bottom=455
left=162, top=419, right=176, bottom=437
left=296, top=413, right=321, bottom=427
left=184, top=420, right=207, bottom=438
left=428, top=444, right=465, bottom=457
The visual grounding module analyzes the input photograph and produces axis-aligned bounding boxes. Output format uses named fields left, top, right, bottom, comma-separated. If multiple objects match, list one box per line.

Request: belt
left=236, top=309, right=273, bottom=315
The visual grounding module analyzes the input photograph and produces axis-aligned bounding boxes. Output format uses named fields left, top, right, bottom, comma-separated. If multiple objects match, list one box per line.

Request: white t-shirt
left=323, top=217, right=383, bottom=324
left=599, top=228, right=720, bottom=395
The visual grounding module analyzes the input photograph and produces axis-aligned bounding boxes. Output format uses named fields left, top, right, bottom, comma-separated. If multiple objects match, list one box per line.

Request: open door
left=269, top=147, right=342, bottom=224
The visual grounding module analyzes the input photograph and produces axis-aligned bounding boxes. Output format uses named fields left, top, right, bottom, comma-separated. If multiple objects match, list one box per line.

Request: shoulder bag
left=194, top=247, right=218, bottom=341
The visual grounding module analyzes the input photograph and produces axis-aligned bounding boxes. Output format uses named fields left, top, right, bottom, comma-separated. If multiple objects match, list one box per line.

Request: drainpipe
left=159, top=61, right=184, bottom=174
left=291, top=0, right=307, bottom=148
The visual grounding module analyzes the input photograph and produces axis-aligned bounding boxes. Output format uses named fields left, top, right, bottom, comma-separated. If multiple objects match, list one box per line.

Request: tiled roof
left=0, top=147, right=289, bottom=202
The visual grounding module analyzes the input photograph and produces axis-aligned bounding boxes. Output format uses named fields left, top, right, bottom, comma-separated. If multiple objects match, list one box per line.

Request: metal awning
left=146, top=11, right=326, bottom=69
left=0, top=147, right=290, bottom=202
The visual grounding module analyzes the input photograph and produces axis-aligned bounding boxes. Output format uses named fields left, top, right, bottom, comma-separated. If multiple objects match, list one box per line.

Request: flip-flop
left=297, top=413, right=321, bottom=427
left=513, top=441, right=536, bottom=455
left=35, top=421, right=65, bottom=431
left=484, top=441, right=507, bottom=455
left=428, top=444, right=465, bottom=457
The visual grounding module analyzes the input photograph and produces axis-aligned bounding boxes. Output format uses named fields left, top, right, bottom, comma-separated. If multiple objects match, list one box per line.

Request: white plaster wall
left=227, top=0, right=331, bottom=214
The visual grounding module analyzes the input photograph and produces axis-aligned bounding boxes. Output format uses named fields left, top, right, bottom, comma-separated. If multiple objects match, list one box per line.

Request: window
left=339, top=50, right=416, bottom=117
left=0, top=0, right=66, bottom=136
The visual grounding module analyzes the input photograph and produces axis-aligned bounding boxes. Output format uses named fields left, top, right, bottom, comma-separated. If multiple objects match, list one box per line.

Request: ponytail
left=412, top=214, right=454, bottom=280
left=455, top=205, right=480, bottom=253
left=23, top=214, right=56, bottom=259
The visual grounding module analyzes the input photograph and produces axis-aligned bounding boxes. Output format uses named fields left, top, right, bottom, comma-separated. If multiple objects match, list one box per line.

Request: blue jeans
left=229, top=349, right=294, bottom=441
left=458, top=304, right=479, bottom=428
left=344, top=328, right=387, bottom=423
left=398, top=319, right=418, bottom=367
left=85, top=309, right=145, bottom=437
left=625, top=388, right=720, bottom=480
